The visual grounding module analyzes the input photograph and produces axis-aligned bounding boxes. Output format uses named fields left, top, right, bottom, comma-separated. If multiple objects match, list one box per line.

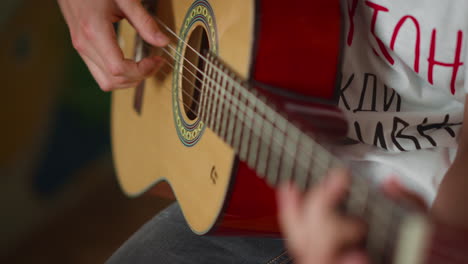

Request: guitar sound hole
left=182, top=26, right=210, bottom=121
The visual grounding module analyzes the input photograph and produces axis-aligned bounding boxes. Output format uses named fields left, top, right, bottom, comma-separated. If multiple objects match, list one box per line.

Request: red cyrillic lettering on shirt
left=365, top=1, right=394, bottom=65
left=347, top=0, right=358, bottom=46
left=427, top=30, right=464, bottom=95
left=390, top=16, right=421, bottom=73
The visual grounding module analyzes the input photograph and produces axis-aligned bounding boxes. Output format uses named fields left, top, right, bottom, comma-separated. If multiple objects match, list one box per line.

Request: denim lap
left=107, top=202, right=292, bottom=264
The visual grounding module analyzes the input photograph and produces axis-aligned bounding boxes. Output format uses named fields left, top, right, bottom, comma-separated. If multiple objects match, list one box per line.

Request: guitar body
left=113, top=0, right=342, bottom=236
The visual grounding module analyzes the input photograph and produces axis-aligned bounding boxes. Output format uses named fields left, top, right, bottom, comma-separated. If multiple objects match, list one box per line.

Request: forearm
left=431, top=153, right=468, bottom=228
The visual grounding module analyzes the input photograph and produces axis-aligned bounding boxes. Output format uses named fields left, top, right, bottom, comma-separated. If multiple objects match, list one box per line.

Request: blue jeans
left=107, top=203, right=292, bottom=264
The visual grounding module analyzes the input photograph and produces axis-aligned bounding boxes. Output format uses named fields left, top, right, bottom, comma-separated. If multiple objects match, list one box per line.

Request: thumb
left=118, top=0, right=169, bottom=47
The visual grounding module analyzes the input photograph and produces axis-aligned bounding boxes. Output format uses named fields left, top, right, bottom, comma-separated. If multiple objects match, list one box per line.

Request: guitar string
left=157, top=44, right=333, bottom=168
left=150, top=22, right=412, bottom=228
left=142, top=30, right=418, bottom=232
left=159, top=45, right=335, bottom=166
left=130, top=17, right=468, bottom=258
left=153, top=59, right=334, bottom=180
left=158, top=45, right=413, bottom=231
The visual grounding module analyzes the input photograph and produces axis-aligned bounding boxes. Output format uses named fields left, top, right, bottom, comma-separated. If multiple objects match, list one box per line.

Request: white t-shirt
left=338, top=0, right=467, bottom=203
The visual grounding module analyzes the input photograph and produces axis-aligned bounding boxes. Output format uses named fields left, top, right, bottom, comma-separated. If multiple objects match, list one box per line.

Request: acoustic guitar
left=112, top=0, right=468, bottom=263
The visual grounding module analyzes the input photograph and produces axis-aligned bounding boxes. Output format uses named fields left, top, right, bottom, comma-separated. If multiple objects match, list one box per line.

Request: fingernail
left=155, top=32, right=169, bottom=46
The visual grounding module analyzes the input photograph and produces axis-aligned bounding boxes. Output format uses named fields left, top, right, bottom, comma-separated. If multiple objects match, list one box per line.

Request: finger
left=277, top=183, right=304, bottom=241
left=117, top=0, right=169, bottom=47
left=334, top=217, right=366, bottom=247
left=81, top=55, right=109, bottom=89
left=318, top=169, right=351, bottom=208
left=137, top=55, right=165, bottom=76
left=84, top=46, right=162, bottom=90
left=382, top=178, right=428, bottom=210
left=82, top=55, right=139, bottom=91
left=87, top=19, right=139, bottom=77
left=89, top=19, right=162, bottom=82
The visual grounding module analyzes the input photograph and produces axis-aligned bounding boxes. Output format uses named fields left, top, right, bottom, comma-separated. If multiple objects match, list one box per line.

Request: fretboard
left=197, top=53, right=424, bottom=264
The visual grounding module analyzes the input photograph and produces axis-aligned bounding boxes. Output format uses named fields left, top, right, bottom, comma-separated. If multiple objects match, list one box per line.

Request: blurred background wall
left=0, top=0, right=171, bottom=263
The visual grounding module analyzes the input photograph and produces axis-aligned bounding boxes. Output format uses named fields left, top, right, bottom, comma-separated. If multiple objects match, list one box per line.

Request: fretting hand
left=277, top=169, right=428, bottom=264
left=58, top=0, right=169, bottom=91
left=278, top=169, right=368, bottom=264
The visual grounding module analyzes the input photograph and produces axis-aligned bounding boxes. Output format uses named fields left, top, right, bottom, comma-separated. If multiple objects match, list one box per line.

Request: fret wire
left=220, top=76, right=233, bottom=140
left=288, top=129, right=301, bottom=180
left=208, top=63, right=218, bottom=129
left=233, top=80, right=246, bottom=153
left=226, top=73, right=238, bottom=146
left=252, top=95, right=267, bottom=173
left=259, top=102, right=278, bottom=181
left=273, top=116, right=290, bottom=185
left=256, top=119, right=273, bottom=177
left=212, top=60, right=222, bottom=131
left=198, top=59, right=209, bottom=122
left=265, top=113, right=281, bottom=185
left=214, top=65, right=227, bottom=134
left=248, top=103, right=262, bottom=169
left=204, top=55, right=214, bottom=127
left=208, top=60, right=218, bottom=128
left=302, top=135, right=318, bottom=190
left=278, top=123, right=300, bottom=184
left=293, top=133, right=313, bottom=192
left=239, top=88, right=254, bottom=161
